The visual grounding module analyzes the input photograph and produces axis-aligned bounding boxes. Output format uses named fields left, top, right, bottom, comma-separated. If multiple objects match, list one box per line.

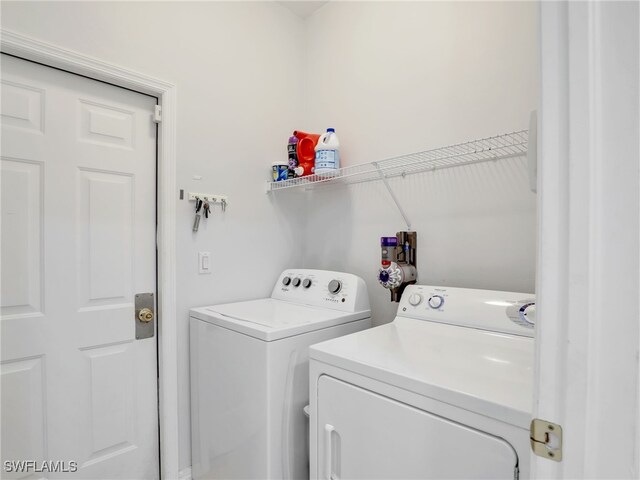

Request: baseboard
left=178, top=467, right=192, bottom=480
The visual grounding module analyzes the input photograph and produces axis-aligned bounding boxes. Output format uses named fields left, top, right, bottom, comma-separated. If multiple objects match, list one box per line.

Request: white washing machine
left=190, top=269, right=371, bottom=480
left=309, top=285, right=535, bottom=480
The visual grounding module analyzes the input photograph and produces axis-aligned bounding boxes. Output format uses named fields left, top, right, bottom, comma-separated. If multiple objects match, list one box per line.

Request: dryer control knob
left=328, top=280, right=342, bottom=295
left=292, top=278, right=301, bottom=287
left=428, top=295, right=444, bottom=309
left=408, top=293, right=423, bottom=306
left=303, top=278, right=312, bottom=288
left=282, top=276, right=291, bottom=286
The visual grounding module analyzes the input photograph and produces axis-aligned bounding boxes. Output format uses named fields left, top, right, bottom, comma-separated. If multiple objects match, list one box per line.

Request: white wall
left=1, top=1, right=307, bottom=471
left=301, top=1, right=538, bottom=326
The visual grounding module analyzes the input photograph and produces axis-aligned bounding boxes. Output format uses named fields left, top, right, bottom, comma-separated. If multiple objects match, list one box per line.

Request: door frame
left=1, top=30, right=180, bottom=480
left=534, top=2, right=639, bottom=478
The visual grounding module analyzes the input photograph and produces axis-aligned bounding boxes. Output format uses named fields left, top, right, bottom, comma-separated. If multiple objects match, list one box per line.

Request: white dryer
left=190, top=269, right=371, bottom=480
left=309, top=285, right=535, bottom=480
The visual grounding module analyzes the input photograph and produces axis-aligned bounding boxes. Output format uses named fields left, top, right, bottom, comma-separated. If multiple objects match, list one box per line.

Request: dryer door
left=316, top=376, right=518, bottom=480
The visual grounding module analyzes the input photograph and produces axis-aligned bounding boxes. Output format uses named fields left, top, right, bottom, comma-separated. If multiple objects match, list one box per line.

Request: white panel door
left=1, top=54, right=158, bottom=479
left=316, top=375, right=518, bottom=480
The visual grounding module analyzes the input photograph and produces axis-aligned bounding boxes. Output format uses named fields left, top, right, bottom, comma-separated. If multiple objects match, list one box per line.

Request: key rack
left=265, top=125, right=536, bottom=230
left=188, top=192, right=228, bottom=204
left=190, top=192, right=228, bottom=232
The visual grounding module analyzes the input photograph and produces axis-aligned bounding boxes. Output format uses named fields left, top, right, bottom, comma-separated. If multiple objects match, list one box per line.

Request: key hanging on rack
left=193, top=197, right=203, bottom=232
left=203, top=200, right=211, bottom=219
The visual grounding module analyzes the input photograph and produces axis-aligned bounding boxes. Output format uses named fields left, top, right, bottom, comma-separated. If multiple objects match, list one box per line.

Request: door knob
left=138, top=308, right=154, bottom=323
left=135, top=292, right=155, bottom=339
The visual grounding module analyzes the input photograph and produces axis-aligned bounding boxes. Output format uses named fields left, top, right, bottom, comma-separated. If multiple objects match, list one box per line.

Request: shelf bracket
left=372, top=162, right=412, bottom=230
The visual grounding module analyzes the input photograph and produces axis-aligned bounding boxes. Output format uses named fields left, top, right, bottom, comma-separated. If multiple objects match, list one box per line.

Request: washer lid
left=310, top=316, right=534, bottom=428
left=190, top=298, right=370, bottom=341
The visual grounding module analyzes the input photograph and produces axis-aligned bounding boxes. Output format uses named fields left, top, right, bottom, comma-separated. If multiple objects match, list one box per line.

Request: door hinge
left=530, top=418, right=563, bottom=462
left=153, top=105, right=162, bottom=123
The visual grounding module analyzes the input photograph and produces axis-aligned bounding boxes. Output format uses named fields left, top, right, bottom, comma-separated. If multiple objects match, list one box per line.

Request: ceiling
left=277, top=1, right=329, bottom=19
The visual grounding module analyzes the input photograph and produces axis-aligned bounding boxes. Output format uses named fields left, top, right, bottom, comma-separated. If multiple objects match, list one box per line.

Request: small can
left=272, top=162, right=289, bottom=182
left=287, top=135, right=299, bottom=178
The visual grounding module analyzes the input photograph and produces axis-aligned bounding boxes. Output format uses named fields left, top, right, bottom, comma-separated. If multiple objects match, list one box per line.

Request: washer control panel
left=397, top=284, right=535, bottom=337
left=273, top=269, right=370, bottom=313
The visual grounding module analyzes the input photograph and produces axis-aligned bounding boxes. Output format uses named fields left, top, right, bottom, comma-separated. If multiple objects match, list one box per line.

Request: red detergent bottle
left=293, top=130, right=320, bottom=177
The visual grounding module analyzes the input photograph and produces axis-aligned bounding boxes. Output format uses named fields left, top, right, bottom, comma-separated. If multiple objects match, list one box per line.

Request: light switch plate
left=199, top=252, right=211, bottom=274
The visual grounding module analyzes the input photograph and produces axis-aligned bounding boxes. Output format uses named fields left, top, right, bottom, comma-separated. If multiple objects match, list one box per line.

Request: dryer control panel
left=397, top=284, right=535, bottom=337
left=272, top=269, right=370, bottom=313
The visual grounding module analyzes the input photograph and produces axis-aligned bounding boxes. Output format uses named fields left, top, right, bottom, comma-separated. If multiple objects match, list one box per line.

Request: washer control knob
left=282, top=276, right=291, bottom=286
left=408, top=293, right=423, bottom=306
left=328, top=280, right=342, bottom=295
left=428, top=295, right=444, bottom=309
left=303, top=278, right=312, bottom=289
left=292, top=277, right=301, bottom=287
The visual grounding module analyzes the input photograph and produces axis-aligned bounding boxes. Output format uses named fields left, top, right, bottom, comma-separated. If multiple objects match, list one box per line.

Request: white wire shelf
left=266, top=130, right=529, bottom=193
